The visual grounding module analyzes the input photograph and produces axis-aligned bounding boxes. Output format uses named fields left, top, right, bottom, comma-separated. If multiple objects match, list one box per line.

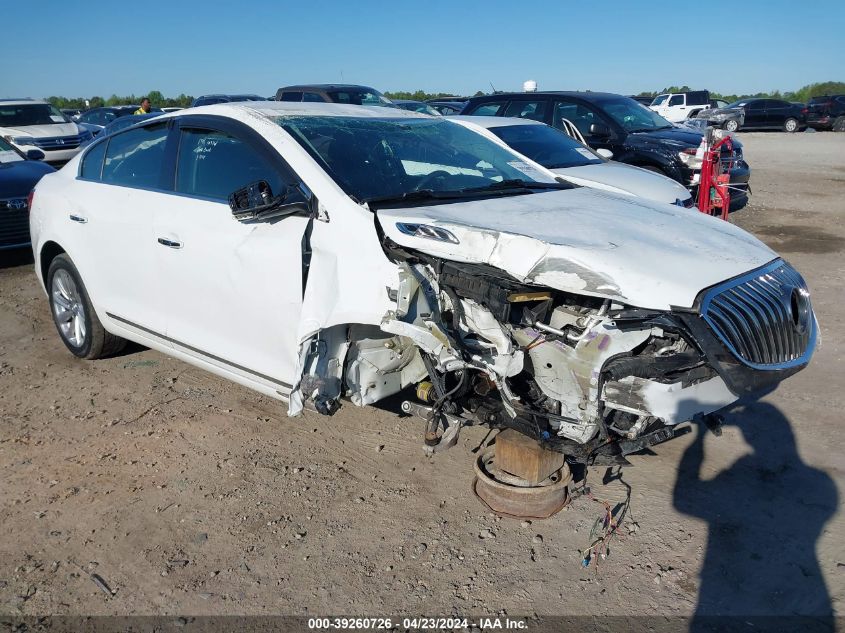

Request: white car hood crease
left=377, top=187, right=776, bottom=310
left=554, top=161, right=692, bottom=203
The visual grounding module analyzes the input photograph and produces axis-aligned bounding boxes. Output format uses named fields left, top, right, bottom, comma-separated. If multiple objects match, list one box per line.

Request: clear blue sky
left=3, top=0, right=843, bottom=98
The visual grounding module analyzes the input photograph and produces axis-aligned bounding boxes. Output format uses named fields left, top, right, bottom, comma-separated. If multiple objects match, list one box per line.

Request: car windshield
left=601, top=98, right=673, bottom=132
left=726, top=100, right=748, bottom=108
left=327, top=90, right=393, bottom=107
left=489, top=124, right=602, bottom=169
left=0, top=137, right=24, bottom=162
left=279, top=116, right=562, bottom=204
left=0, top=103, right=70, bottom=127
left=650, top=95, right=669, bottom=106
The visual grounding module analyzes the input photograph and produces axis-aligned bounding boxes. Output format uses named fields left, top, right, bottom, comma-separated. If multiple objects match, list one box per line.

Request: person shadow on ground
left=673, top=401, right=838, bottom=633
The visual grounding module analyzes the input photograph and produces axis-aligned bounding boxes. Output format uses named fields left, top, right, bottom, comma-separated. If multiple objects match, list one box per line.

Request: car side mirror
left=229, top=180, right=313, bottom=223
left=596, top=148, right=613, bottom=159
left=26, top=149, right=45, bottom=161
left=589, top=122, right=611, bottom=138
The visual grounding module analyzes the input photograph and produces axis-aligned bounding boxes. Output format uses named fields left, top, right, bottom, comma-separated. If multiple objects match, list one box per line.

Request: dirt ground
left=1, top=132, right=843, bottom=622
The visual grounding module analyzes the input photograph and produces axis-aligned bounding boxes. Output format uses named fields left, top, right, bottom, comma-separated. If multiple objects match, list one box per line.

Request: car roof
left=183, top=101, right=431, bottom=120
left=0, top=99, right=49, bottom=105
left=278, top=84, right=378, bottom=92
left=449, top=115, right=544, bottom=129
left=468, top=91, right=626, bottom=102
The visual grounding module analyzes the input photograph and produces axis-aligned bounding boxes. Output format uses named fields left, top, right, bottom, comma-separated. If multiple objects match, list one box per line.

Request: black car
left=76, top=106, right=148, bottom=130
left=0, top=138, right=54, bottom=249
left=427, top=101, right=467, bottom=115
left=191, top=94, right=268, bottom=107
left=391, top=100, right=441, bottom=115
left=629, top=95, right=654, bottom=105
left=79, top=113, right=164, bottom=147
left=460, top=91, right=750, bottom=210
left=698, top=98, right=807, bottom=133
left=275, top=84, right=393, bottom=106
left=806, top=95, right=845, bottom=131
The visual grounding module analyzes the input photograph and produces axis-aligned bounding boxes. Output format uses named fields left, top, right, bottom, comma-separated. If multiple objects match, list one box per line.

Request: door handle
left=69, top=214, right=87, bottom=224
left=157, top=237, right=183, bottom=249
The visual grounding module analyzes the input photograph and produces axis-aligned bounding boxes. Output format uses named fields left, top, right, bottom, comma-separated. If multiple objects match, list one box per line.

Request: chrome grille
left=28, top=135, right=82, bottom=151
left=0, top=200, right=30, bottom=247
left=700, top=260, right=816, bottom=369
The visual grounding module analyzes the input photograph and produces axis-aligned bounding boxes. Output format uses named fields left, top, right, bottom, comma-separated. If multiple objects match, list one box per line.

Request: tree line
left=47, top=90, right=194, bottom=109
left=43, top=81, right=844, bottom=110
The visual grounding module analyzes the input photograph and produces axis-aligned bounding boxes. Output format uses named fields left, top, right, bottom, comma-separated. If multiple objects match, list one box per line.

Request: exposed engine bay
left=291, top=237, right=759, bottom=464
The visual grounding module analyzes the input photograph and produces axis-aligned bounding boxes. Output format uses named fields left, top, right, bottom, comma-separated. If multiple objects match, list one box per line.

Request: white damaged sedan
left=30, top=102, right=817, bottom=462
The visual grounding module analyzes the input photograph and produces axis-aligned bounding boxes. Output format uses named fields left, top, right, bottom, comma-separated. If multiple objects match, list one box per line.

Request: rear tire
left=47, top=254, right=126, bottom=360
left=784, top=117, right=799, bottom=133
left=833, top=117, right=845, bottom=133
left=724, top=119, right=739, bottom=133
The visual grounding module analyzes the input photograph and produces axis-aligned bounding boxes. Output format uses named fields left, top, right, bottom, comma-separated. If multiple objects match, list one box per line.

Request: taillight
left=802, top=108, right=808, bottom=115
left=26, top=189, right=35, bottom=212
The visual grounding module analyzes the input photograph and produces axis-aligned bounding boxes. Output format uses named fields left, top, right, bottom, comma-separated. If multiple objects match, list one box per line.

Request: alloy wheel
left=51, top=269, right=87, bottom=347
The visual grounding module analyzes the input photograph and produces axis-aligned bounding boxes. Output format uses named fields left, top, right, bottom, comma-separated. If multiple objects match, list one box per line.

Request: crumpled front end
left=290, top=192, right=815, bottom=462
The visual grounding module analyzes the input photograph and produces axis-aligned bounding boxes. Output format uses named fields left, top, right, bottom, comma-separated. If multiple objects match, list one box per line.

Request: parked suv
left=806, top=95, right=845, bottom=131
left=275, top=84, right=393, bottom=106
left=0, top=99, right=92, bottom=164
left=697, top=98, right=807, bottom=133
left=649, top=91, right=711, bottom=122
left=460, top=91, right=750, bottom=210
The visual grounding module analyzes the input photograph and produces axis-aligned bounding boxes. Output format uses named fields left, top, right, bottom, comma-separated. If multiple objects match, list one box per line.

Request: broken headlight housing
left=678, top=148, right=703, bottom=170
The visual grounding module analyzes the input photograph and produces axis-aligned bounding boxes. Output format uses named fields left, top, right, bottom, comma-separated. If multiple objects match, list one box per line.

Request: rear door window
left=102, top=123, right=170, bottom=189
left=175, top=128, right=285, bottom=201
left=467, top=101, right=506, bottom=116
left=503, top=100, right=547, bottom=121
left=302, top=92, right=325, bottom=102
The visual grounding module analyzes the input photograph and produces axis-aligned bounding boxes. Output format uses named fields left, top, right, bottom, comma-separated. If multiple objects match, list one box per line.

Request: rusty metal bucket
left=473, top=446, right=571, bottom=519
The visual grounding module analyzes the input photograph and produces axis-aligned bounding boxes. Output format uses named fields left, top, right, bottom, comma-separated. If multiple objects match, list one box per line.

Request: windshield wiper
left=457, top=179, right=569, bottom=193
left=363, top=189, right=473, bottom=207
left=363, top=180, right=568, bottom=208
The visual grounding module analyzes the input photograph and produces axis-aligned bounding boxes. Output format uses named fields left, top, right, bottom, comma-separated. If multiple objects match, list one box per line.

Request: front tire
left=47, top=254, right=126, bottom=359
left=724, top=119, right=739, bottom=132
left=833, top=117, right=845, bottom=133
left=784, top=117, right=799, bottom=133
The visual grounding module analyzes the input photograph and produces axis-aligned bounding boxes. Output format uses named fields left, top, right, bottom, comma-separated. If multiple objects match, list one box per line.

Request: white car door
left=68, top=121, right=172, bottom=336
left=153, top=117, right=311, bottom=395
left=665, top=94, right=687, bottom=122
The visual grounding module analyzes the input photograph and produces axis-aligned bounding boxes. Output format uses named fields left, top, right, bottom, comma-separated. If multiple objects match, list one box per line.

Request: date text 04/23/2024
left=307, top=617, right=528, bottom=630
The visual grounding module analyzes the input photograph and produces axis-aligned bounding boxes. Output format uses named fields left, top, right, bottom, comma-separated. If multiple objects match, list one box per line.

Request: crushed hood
left=377, top=188, right=776, bottom=310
